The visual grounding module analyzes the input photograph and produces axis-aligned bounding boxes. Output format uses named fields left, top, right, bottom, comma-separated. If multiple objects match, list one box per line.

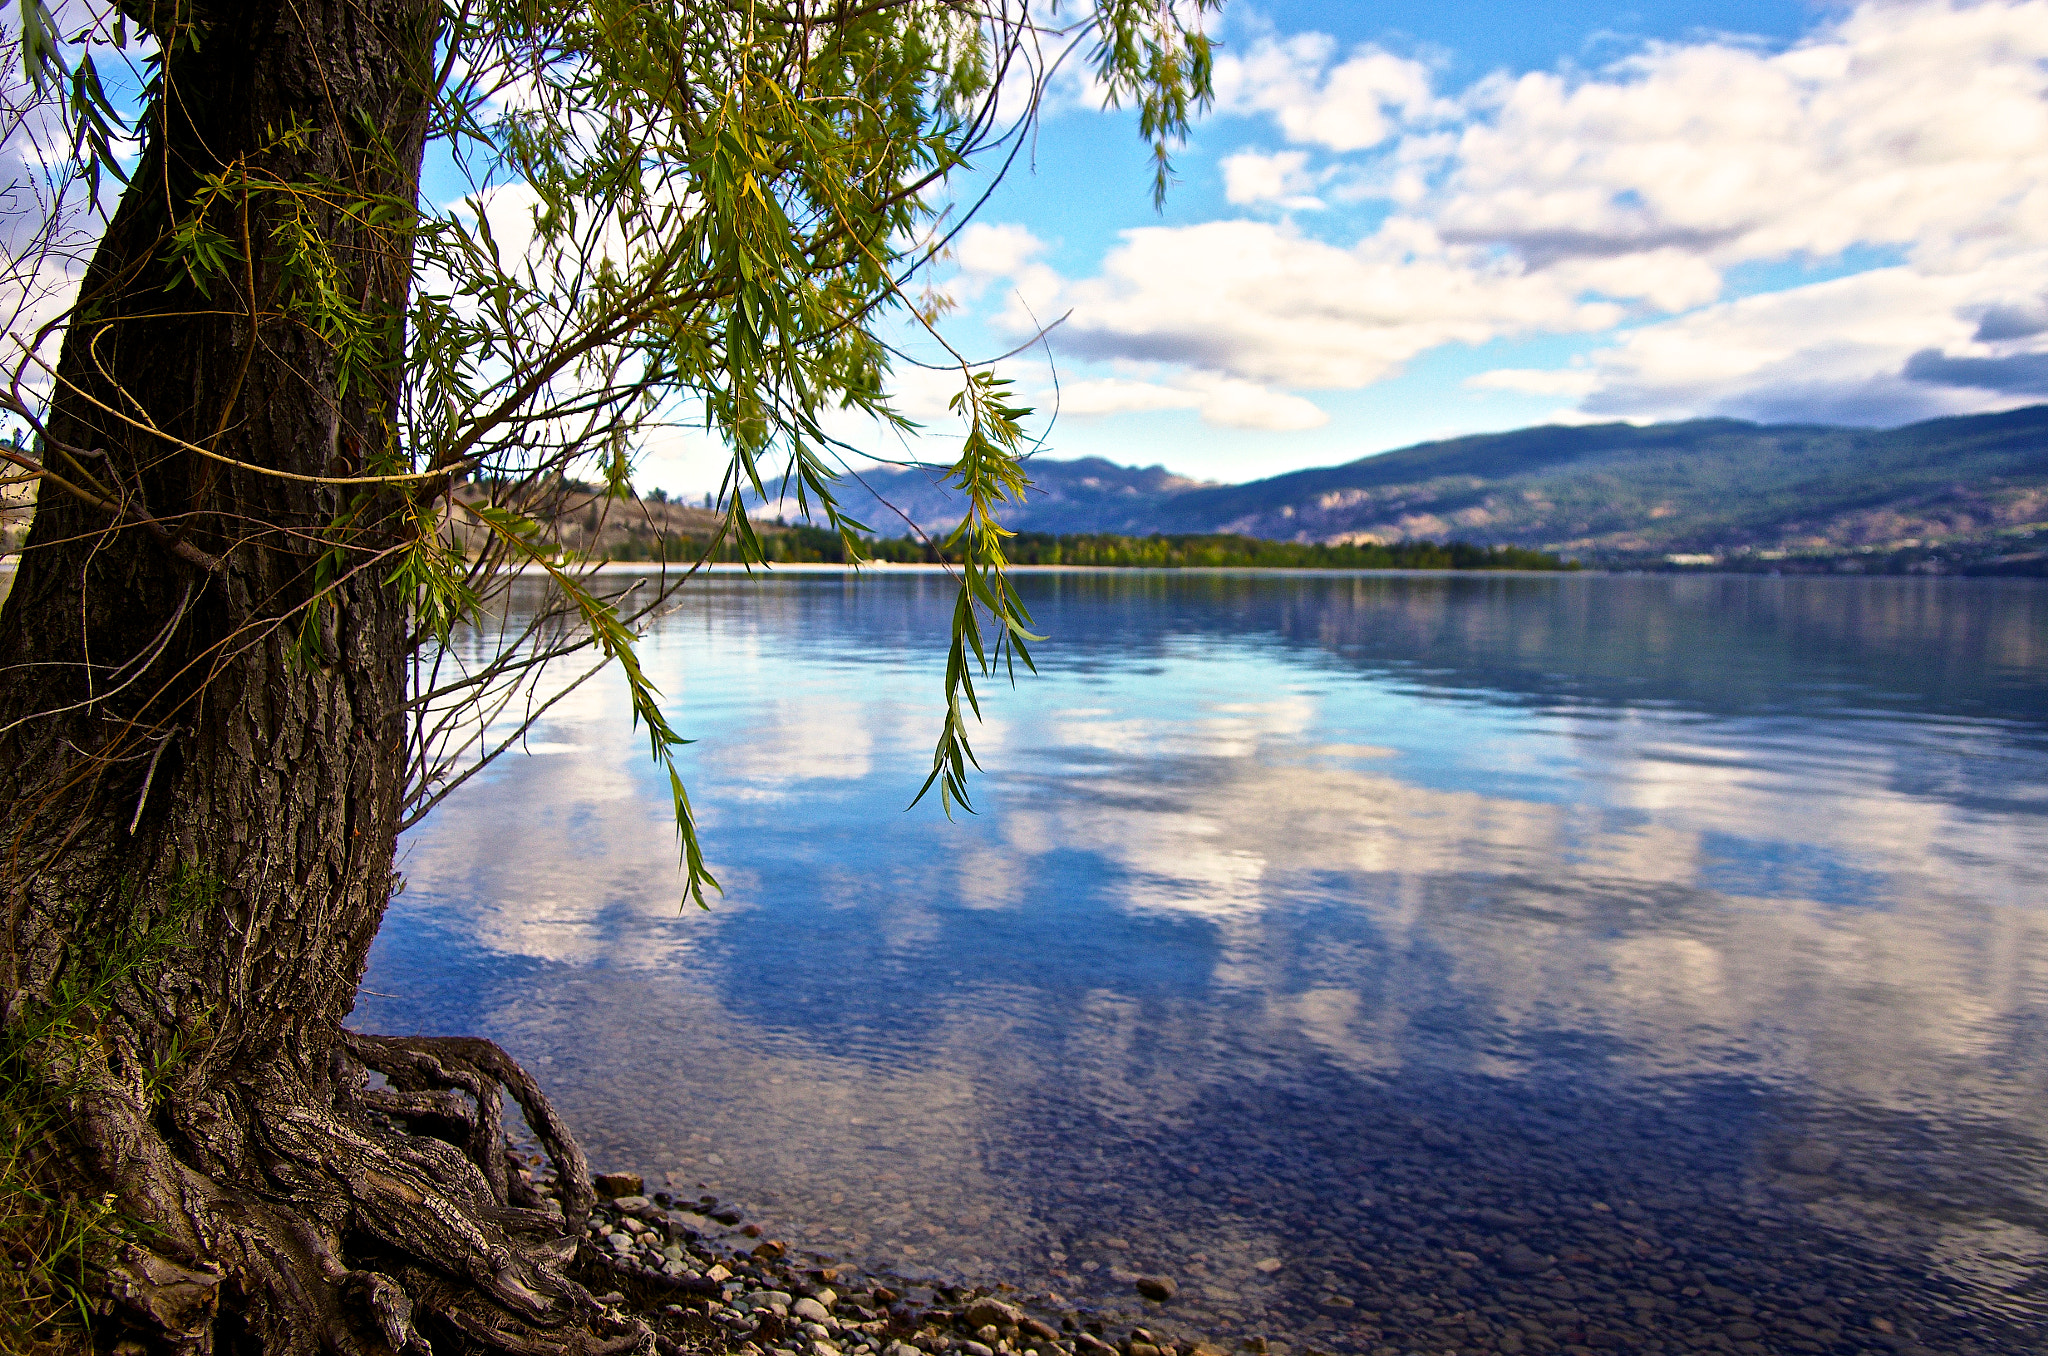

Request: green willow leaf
left=27, top=0, right=1221, bottom=906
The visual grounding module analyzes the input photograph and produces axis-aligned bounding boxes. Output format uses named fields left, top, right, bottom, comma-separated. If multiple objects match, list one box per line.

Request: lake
left=357, top=570, right=2048, bottom=1355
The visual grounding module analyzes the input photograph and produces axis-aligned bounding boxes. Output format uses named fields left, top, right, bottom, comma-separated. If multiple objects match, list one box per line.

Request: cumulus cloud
left=1212, top=33, right=1446, bottom=152
left=1057, top=373, right=1329, bottom=431
left=1220, top=150, right=1324, bottom=209
left=991, top=1, right=2048, bottom=430
left=1577, top=261, right=2048, bottom=424
left=1435, top=1, right=2048, bottom=273
left=948, top=221, right=1062, bottom=329
left=953, top=222, right=1048, bottom=278
left=1044, top=219, right=1624, bottom=387
left=1466, top=368, right=1602, bottom=397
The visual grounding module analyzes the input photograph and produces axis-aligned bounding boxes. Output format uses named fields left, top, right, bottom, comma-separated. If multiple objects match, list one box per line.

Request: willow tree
left=0, top=1, right=1214, bottom=1350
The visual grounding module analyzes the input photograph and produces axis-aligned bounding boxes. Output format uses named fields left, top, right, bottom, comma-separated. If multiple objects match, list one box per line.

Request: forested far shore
left=595, top=525, right=1579, bottom=571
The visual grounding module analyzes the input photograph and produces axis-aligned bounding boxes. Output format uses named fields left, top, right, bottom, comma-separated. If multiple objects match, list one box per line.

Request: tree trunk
left=0, top=4, right=623, bottom=1350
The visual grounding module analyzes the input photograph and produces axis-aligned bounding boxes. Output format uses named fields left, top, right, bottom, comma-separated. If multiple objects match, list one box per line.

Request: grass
left=0, top=872, right=212, bottom=1356
left=0, top=1105, right=113, bottom=1356
left=0, top=993, right=122, bottom=1356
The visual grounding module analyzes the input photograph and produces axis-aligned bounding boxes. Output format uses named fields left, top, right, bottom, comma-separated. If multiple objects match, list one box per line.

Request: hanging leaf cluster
left=9, top=0, right=1220, bottom=906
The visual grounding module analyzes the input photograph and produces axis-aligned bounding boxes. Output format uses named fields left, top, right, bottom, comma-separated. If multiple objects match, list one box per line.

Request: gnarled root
left=340, top=1032, right=598, bottom=1233
left=69, top=1030, right=646, bottom=1356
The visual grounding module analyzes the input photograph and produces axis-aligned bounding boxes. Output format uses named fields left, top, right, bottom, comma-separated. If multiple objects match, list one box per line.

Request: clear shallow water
left=359, top=571, right=2048, bottom=1355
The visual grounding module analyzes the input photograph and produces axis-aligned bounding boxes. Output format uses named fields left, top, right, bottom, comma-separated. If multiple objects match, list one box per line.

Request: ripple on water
left=363, top=573, right=2048, bottom=1355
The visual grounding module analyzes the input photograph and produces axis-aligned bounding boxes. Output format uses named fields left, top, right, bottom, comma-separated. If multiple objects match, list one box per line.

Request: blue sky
left=11, top=2, right=2038, bottom=498
left=646, top=0, right=2048, bottom=494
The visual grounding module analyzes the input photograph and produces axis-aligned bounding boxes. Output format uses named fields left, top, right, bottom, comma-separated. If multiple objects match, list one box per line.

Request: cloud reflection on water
left=365, top=573, right=2048, bottom=1336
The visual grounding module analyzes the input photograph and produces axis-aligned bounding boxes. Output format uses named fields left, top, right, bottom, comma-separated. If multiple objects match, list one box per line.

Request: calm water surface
left=358, top=572, right=2048, bottom=1355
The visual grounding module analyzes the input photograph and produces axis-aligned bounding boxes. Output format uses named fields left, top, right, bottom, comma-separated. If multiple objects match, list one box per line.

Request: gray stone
left=1135, top=1276, right=1178, bottom=1302
left=795, top=1299, right=832, bottom=1323
left=1499, top=1244, right=1552, bottom=1276
left=961, top=1343, right=995, bottom=1356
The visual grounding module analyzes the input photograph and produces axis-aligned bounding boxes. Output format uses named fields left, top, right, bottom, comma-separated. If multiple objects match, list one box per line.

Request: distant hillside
left=815, top=406, right=2048, bottom=571
left=819, top=456, right=1215, bottom=536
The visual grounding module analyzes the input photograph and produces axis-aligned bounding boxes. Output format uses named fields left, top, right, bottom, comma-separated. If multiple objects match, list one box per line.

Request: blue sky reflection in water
left=358, top=574, right=2048, bottom=1350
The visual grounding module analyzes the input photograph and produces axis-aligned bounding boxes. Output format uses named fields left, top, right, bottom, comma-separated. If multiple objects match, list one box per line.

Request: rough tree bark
left=0, top=3, right=630, bottom=1351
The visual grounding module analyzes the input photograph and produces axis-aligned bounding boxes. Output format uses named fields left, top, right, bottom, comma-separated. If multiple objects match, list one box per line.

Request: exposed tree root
left=68, top=1030, right=646, bottom=1356
left=342, top=1033, right=598, bottom=1233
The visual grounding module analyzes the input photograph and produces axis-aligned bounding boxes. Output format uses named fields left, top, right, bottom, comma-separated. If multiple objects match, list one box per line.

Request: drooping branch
left=0, top=3, right=1223, bottom=1351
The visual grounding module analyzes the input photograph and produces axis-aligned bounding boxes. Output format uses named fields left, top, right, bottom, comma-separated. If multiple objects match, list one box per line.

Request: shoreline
left=549, top=1165, right=1251, bottom=1356
left=506, top=561, right=1579, bottom=577
left=9, top=558, right=2040, bottom=581
left=494, top=561, right=2048, bottom=581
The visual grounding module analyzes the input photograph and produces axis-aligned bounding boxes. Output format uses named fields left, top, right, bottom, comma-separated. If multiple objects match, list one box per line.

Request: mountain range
left=816, top=405, right=2048, bottom=569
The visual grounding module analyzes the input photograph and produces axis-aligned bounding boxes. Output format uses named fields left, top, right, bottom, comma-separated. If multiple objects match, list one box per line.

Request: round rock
left=1135, top=1276, right=1179, bottom=1302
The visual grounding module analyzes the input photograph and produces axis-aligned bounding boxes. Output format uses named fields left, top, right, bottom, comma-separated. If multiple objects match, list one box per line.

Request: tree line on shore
left=603, top=526, right=1578, bottom=570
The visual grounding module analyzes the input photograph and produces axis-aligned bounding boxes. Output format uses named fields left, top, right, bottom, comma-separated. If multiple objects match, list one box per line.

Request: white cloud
left=953, top=222, right=1047, bottom=278
left=1548, top=247, right=1725, bottom=313
left=997, top=1, right=2048, bottom=430
left=1190, top=377, right=1329, bottom=431
left=1220, top=150, right=1324, bottom=209
left=1435, top=0, right=2048, bottom=272
left=1053, top=376, right=1196, bottom=418
left=1058, top=373, right=1328, bottom=431
left=1213, top=34, right=1445, bottom=152
left=947, top=221, right=1062, bottom=331
left=1046, top=218, right=1622, bottom=388
left=1580, top=257, right=2048, bottom=424
left=1419, top=0, right=2048, bottom=421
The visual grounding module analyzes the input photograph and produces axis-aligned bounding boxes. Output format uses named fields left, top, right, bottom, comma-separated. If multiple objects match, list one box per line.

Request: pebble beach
left=538, top=1143, right=2040, bottom=1356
